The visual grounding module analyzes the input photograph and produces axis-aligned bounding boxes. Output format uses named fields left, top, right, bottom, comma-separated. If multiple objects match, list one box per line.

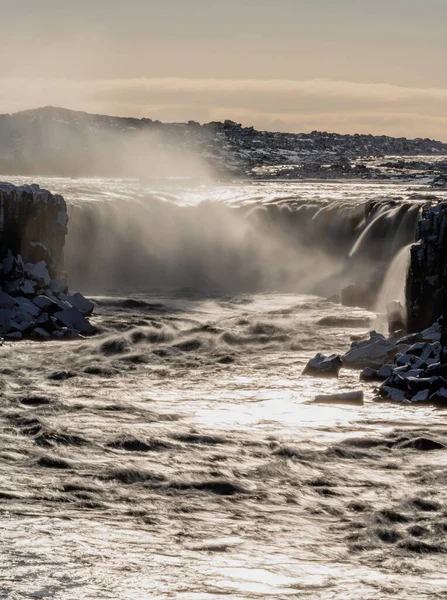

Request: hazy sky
left=2, top=0, right=447, bottom=139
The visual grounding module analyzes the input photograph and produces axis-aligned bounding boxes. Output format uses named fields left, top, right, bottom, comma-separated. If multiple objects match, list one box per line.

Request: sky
left=2, top=0, right=447, bottom=139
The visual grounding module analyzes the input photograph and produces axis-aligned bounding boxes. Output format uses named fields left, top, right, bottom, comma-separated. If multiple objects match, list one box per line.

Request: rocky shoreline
left=305, top=200, right=447, bottom=407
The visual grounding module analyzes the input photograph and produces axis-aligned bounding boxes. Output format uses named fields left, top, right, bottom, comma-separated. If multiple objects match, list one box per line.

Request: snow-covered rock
left=303, top=353, right=342, bottom=377
left=342, top=331, right=397, bottom=369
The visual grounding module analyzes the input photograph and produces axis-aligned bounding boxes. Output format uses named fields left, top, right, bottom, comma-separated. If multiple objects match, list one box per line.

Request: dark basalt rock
left=406, top=202, right=447, bottom=333
left=0, top=183, right=96, bottom=340
left=0, top=183, right=67, bottom=278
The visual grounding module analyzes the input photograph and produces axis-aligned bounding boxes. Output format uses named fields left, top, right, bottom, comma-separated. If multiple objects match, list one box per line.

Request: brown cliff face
left=406, top=202, right=447, bottom=334
left=0, top=183, right=68, bottom=278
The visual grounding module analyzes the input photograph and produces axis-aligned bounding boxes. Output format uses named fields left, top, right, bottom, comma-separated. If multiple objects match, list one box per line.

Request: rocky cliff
left=406, top=202, right=447, bottom=333
left=0, top=183, right=95, bottom=340
left=0, top=183, right=67, bottom=278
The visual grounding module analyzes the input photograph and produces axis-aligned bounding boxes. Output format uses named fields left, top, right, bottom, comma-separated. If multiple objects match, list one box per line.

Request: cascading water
left=375, top=242, right=413, bottom=315
left=63, top=193, right=421, bottom=302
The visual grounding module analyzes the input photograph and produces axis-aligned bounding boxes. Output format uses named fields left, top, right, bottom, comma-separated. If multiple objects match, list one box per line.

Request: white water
left=375, top=243, right=413, bottom=315
left=0, top=177, right=446, bottom=599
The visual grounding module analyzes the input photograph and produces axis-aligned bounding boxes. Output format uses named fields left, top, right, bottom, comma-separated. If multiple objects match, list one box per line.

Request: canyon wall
left=0, top=183, right=67, bottom=278
left=406, top=202, right=447, bottom=334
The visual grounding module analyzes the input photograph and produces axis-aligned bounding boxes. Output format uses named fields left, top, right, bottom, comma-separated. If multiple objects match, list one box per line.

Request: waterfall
left=375, top=243, right=412, bottom=315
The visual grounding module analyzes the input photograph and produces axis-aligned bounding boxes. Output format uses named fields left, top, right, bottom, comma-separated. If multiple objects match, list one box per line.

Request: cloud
left=2, top=77, right=447, bottom=140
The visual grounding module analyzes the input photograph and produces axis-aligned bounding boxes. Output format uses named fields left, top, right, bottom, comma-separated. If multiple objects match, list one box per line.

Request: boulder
left=24, top=261, right=51, bottom=286
left=15, top=297, right=41, bottom=317
left=377, top=364, right=393, bottom=379
left=61, top=292, right=94, bottom=315
left=378, top=386, right=407, bottom=402
left=303, top=353, right=342, bottom=377
left=54, top=307, right=96, bottom=335
left=31, top=327, right=51, bottom=339
left=411, top=389, right=430, bottom=403
left=342, top=331, right=397, bottom=369
left=49, top=279, right=69, bottom=295
left=360, top=367, right=379, bottom=381
left=10, top=312, right=35, bottom=333
left=313, top=391, right=364, bottom=405
left=5, top=278, right=37, bottom=296
left=429, top=387, right=447, bottom=405
left=341, top=284, right=370, bottom=309
left=0, top=291, right=17, bottom=309
left=5, top=331, right=22, bottom=340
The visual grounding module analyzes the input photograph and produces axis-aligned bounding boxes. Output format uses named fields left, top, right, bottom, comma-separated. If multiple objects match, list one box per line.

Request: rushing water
left=1, top=177, right=447, bottom=599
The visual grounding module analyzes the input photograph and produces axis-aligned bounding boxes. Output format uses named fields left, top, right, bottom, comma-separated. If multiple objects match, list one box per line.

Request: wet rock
left=395, top=437, right=445, bottom=451
left=5, top=331, right=22, bottom=340
left=378, top=386, right=407, bottom=402
left=48, top=370, right=76, bottom=380
left=20, top=395, right=51, bottom=406
left=31, top=327, right=51, bottom=339
left=377, top=364, right=393, bottom=379
left=410, top=389, right=430, bottom=403
left=360, top=367, right=379, bottom=381
left=54, top=307, right=96, bottom=335
left=313, top=391, right=364, bottom=405
left=303, top=353, right=342, bottom=377
left=341, top=284, right=370, bottom=309
left=428, top=387, right=447, bottom=405
left=61, top=292, right=94, bottom=315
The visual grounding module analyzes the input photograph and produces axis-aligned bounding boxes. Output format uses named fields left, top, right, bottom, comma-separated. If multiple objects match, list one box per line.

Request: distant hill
left=1, top=106, right=447, bottom=179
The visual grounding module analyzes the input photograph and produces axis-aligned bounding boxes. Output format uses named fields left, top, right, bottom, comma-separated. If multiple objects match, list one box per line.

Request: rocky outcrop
left=0, top=183, right=67, bottom=277
left=406, top=202, right=447, bottom=333
left=0, top=183, right=95, bottom=340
